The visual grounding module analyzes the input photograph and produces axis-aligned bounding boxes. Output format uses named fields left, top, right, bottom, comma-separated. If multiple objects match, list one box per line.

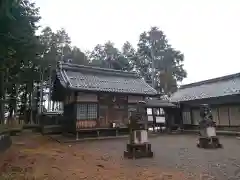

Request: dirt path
left=0, top=133, right=187, bottom=180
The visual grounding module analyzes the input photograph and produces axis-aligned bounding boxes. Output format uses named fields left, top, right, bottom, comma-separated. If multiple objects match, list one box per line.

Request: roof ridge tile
left=58, top=61, right=139, bottom=78
left=180, top=72, right=240, bottom=89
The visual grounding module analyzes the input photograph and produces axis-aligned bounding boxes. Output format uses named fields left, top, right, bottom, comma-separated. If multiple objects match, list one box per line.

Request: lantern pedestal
left=124, top=129, right=153, bottom=159
left=124, top=101, right=153, bottom=159
left=124, top=143, right=153, bottom=159
left=197, top=104, right=223, bottom=149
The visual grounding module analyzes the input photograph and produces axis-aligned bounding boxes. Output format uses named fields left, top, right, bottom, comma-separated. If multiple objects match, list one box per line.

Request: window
left=87, top=104, right=98, bottom=120
left=147, top=108, right=152, bottom=115
left=160, top=108, right=165, bottom=116
left=153, top=108, right=165, bottom=116
left=153, top=108, right=159, bottom=115
left=78, top=104, right=87, bottom=119
left=77, top=104, right=97, bottom=120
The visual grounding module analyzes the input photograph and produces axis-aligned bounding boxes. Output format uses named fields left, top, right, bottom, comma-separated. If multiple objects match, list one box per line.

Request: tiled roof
left=56, top=61, right=157, bottom=95
left=145, top=98, right=176, bottom=108
left=170, top=72, right=240, bottom=102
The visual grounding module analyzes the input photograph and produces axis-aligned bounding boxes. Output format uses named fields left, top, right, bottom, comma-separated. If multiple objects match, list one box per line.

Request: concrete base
left=124, top=143, right=153, bottom=159
left=182, top=129, right=240, bottom=136
left=197, top=136, right=223, bottom=149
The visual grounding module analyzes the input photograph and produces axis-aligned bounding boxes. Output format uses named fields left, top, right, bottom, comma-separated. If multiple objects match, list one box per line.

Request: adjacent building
left=145, top=98, right=178, bottom=130
left=170, top=73, right=240, bottom=129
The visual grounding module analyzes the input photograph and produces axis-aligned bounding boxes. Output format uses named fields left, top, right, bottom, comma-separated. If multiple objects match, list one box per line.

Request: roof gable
left=170, top=72, right=240, bottom=102
left=55, top=62, right=157, bottom=95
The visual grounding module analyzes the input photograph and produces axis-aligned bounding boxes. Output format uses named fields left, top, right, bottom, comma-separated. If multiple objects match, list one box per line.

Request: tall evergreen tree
left=135, top=27, right=187, bottom=94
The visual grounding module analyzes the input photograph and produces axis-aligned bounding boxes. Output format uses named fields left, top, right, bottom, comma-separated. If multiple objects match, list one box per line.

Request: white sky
left=35, top=0, right=240, bottom=85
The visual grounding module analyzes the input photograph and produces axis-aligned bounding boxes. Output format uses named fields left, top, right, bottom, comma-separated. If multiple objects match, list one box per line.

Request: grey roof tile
left=56, top=61, right=157, bottom=95
left=170, top=73, right=240, bottom=102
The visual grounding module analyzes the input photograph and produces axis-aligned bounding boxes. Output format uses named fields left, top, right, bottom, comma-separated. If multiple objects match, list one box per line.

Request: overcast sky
left=35, top=0, right=240, bottom=85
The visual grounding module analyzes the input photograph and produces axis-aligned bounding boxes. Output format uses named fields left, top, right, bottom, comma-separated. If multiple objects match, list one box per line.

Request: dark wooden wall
left=179, top=95, right=240, bottom=129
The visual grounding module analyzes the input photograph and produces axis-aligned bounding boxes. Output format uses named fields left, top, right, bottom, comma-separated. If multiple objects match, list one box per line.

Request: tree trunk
left=0, top=68, right=8, bottom=124
left=28, top=80, right=34, bottom=124
left=29, top=92, right=33, bottom=124
left=8, top=106, right=14, bottom=125
left=15, top=83, right=18, bottom=123
left=22, top=85, right=28, bottom=124
left=0, top=70, right=4, bottom=124
left=8, top=83, right=18, bottom=125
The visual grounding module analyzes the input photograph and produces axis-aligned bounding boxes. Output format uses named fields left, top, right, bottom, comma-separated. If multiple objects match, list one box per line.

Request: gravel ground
left=1, top=133, right=240, bottom=180
left=80, top=134, right=240, bottom=180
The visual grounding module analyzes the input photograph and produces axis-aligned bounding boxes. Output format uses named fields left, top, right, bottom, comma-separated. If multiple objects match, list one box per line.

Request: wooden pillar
left=217, top=107, right=220, bottom=126
left=97, top=94, right=100, bottom=127
left=179, top=104, right=184, bottom=129
left=165, top=108, right=170, bottom=131
left=228, top=106, right=231, bottom=127
left=152, top=108, right=156, bottom=132
left=190, top=107, right=194, bottom=127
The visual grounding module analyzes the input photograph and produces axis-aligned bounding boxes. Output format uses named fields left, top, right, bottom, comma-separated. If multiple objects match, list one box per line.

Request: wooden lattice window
left=77, top=104, right=97, bottom=120
left=87, top=104, right=98, bottom=120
